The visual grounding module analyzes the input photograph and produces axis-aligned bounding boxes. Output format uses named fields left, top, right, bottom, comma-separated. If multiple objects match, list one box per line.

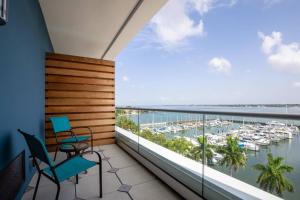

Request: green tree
left=116, top=109, right=126, bottom=117
left=218, top=136, right=247, bottom=176
left=198, top=136, right=214, bottom=165
left=164, top=138, right=194, bottom=157
left=139, top=130, right=196, bottom=158
left=140, top=130, right=167, bottom=145
left=187, top=145, right=201, bottom=161
left=115, top=112, right=213, bottom=163
left=116, top=116, right=138, bottom=133
left=253, top=153, right=294, bottom=196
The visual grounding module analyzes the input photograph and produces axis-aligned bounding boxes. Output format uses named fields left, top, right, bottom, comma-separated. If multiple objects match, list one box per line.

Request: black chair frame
left=31, top=148, right=101, bottom=200
left=53, top=126, right=94, bottom=161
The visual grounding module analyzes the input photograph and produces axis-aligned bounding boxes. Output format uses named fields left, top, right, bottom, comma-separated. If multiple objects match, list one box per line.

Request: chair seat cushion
left=43, top=156, right=97, bottom=182
left=59, top=135, right=89, bottom=144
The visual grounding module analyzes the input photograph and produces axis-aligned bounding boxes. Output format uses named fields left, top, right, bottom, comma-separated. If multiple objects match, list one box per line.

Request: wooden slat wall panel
left=45, top=125, right=115, bottom=137
left=46, top=106, right=115, bottom=113
left=46, top=68, right=114, bottom=79
left=46, top=91, right=114, bottom=99
left=45, top=53, right=115, bottom=151
left=46, top=53, right=114, bottom=66
left=46, top=83, right=114, bottom=92
left=46, top=75, right=114, bottom=86
left=45, top=119, right=115, bottom=129
left=46, top=60, right=115, bottom=73
left=46, top=99, right=115, bottom=106
left=46, top=113, right=115, bottom=120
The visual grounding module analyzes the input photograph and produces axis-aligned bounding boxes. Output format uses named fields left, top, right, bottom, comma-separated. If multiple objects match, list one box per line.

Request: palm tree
left=188, top=145, right=201, bottom=161
left=197, top=136, right=214, bottom=165
left=253, top=153, right=294, bottom=196
left=218, top=136, right=247, bottom=176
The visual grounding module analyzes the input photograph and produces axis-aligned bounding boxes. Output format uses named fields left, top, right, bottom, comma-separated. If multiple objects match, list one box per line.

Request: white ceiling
left=39, top=0, right=167, bottom=60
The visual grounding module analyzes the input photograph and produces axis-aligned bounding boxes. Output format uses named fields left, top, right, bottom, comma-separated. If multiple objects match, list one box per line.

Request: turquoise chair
left=49, top=116, right=94, bottom=161
left=18, top=129, right=102, bottom=200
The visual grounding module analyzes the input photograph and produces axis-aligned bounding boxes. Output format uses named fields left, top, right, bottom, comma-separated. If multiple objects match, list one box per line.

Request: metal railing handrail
left=116, top=107, right=300, bottom=120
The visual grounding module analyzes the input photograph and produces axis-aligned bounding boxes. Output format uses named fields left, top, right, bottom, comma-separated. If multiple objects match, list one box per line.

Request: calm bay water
left=217, top=135, right=300, bottom=200
left=127, top=105, right=300, bottom=199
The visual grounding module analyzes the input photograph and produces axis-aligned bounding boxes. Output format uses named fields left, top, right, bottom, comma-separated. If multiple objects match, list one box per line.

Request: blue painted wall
left=0, top=0, right=53, bottom=199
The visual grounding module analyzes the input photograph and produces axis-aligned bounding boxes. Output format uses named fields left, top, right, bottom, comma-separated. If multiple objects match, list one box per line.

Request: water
left=153, top=104, right=300, bottom=114
left=126, top=105, right=300, bottom=199
left=215, top=135, right=300, bottom=200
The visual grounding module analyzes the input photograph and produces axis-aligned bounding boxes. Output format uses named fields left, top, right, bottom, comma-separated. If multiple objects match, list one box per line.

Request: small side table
left=59, top=142, right=89, bottom=158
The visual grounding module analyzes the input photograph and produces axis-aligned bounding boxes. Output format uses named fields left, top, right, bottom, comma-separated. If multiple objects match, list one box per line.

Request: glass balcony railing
left=115, top=107, right=300, bottom=200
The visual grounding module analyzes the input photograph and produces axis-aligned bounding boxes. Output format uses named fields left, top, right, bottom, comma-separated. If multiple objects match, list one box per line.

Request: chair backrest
left=49, top=116, right=71, bottom=133
left=18, top=129, right=53, bottom=167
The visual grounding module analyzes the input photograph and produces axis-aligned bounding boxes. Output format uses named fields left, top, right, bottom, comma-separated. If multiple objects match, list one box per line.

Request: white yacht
left=240, top=141, right=260, bottom=151
left=211, top=149, right=224, bottom=164
left=255, top=138, right=270, bottom=146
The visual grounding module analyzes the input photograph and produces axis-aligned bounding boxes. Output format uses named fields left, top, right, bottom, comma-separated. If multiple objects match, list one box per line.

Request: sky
left=116, top=0, right=300, bottom=106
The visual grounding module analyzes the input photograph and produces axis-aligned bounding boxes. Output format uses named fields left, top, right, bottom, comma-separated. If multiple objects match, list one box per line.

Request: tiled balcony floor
left=22, top=144, right=182, bottom=200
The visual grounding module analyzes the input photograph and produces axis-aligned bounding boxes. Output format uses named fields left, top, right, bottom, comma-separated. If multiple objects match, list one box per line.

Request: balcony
left=21, top=107, right=300, bottom=200
left=22, top=144, right=182, bottom=200
left=1, top=1, right=299, bottom=200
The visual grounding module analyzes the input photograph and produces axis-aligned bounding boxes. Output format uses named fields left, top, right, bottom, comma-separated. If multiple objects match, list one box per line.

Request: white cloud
left=150, top=0, right=236, bottom=49
left=293, top=82, right=300, bottom=87
left=188, top=0, right=214, bottom=15
left=258, top=31, right=282, bottom=54
left=258, top=31, right=300, bottom=73
left=209, top=57, right=232, bottom=74
left=122, top=76, right=129, bottom=82
left=151, top=0, right=204, bottom=48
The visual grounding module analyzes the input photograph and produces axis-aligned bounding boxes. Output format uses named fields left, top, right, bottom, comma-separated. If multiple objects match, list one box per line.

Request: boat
left=245, top=142, right=259, bottom=151
left=238, top=142, right=245, bottom=148
left=284, top=131, right=293, bottom=139
left=268, top=121, right=286, bottom=127
left=252, top=135, right=261, bottom=140
left=183, top=137, right=199, bottom=146
left=240, top=141, right=259, bottom=151
left=211, top=149, right=224, bottom=165
left=290, top=126, right=299, bottom=134
left=157, top=127, right=169, bottom=134
left=255, top=138, right=270, bottom=146
left=271, top=136, right=281, bottom=143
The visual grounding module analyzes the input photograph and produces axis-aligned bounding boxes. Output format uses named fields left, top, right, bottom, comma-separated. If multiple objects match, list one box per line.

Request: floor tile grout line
left=24, top=147, right=136, bottom=199
left=115, top=164, right=139, bottom=170
left=127, top=192, right=135, bottom=200
left=101, top=147, right=134, bottom=200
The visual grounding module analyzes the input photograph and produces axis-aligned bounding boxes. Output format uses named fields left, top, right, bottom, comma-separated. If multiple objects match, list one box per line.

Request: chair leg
left=99, top=161, right=102, bottom=198
left=55, top=183, right=60, bottom=200
left=54, top=146, right=58, bottom=161
left=33, top=173, right=41, bottom=200
left=74, top=181, right=77, bottom=199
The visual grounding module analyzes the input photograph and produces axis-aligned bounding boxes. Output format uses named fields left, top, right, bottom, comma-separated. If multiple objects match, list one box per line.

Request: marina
left=139, top=118, right=299, bottom=152
left=123, top=105, right=300, bottom=199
